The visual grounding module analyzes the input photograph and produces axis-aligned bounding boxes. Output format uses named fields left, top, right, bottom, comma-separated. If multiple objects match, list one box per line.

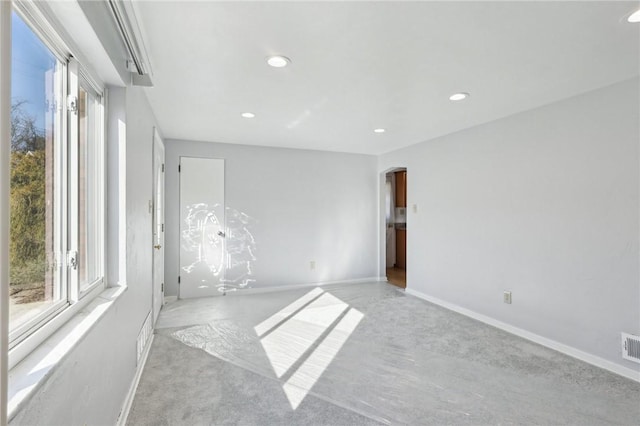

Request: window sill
left=7, top=285, right=128, bottom=421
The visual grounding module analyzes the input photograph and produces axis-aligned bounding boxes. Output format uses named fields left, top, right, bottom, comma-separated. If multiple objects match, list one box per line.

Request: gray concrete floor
left=128, top=282, right=640, bottom=425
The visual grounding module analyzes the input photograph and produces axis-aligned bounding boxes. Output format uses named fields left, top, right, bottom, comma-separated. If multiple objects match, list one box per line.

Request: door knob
left=154, top=244, right=162, bottom=250
left=217, top=231, right=225, bottom=238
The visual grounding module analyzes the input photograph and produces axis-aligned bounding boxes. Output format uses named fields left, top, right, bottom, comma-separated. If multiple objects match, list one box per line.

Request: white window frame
left=76, top=71, right=106, bottom=298
left=8, top=1, right=106, bottom=368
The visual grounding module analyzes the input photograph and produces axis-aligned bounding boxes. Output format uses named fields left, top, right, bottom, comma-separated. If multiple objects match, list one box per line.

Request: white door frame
left=152, top=128, right=165, bottom=324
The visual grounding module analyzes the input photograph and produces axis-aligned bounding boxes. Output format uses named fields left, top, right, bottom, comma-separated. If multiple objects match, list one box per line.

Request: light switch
left=412, top=204, right=418, bottom=213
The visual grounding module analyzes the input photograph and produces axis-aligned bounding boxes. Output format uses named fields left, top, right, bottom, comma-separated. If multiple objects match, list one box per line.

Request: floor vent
left=136, top=312, right=153, bottom=365
left=621, top=332, right=640, bottom=364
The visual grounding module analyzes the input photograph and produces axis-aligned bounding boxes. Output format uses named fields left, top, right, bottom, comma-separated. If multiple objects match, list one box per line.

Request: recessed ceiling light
left=374, top=128, right=386, bottom=133
left=628, top=10, right=640, bottom=23
left=241, top=112, right=255, bottom=118
left=266, top=55, right=290, bottom=68
left=449, top=92, right=469, bottom=101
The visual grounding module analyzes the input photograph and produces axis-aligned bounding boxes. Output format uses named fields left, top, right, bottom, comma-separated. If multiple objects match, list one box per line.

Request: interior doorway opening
left=384, top=168, right=407, bottom=288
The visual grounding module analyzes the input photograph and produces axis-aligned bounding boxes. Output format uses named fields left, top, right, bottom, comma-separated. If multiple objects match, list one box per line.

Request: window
left=9, top=7, right=105, bottom=350
left=77, top=83, right=103, bottom=292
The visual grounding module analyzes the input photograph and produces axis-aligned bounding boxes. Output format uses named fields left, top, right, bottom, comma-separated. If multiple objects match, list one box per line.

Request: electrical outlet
left=503, top=291, right=512, bottom=304
left=310, top=261, right=316, bottom=270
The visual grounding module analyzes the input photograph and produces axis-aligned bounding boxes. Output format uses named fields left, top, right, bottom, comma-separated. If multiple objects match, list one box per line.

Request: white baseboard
left=219, top=276, right=385, bottom=297
left=405, top=288, right=640, bottom=383
left=164, top=277, right=387, bottom=302
left=164, top=277, right=387, bottom=304
left=117, top=334, right=154, bottom=426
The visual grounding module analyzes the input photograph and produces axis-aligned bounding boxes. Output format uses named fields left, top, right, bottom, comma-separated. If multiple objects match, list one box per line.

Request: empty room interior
left=1, top=1, right=640, bottom=425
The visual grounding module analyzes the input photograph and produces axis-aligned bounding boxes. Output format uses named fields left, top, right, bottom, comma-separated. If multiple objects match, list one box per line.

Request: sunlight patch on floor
left=283, top=308, right=364, bottom=409
left=254, top=287, right=324, bottom=337
left=260, top=292, right=348, bottom=378
left=256, top=288, right=364, bottom=409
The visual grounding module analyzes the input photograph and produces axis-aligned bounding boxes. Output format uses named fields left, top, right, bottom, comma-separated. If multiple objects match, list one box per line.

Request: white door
left=179, top=157, right=225, bottom=298
left=152, top=129, right=165, bottom=323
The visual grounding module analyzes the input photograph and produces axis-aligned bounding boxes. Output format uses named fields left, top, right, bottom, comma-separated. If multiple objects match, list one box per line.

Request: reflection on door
left=179, top=157, right=226, bottom=298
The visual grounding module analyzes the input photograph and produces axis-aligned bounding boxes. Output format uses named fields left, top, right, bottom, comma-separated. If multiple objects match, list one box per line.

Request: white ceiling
left=136, top=1, right=640, bottom=155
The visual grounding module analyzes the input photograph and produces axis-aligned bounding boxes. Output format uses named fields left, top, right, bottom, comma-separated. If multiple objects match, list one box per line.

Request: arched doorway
left=383, top=167, right=407, bottom=288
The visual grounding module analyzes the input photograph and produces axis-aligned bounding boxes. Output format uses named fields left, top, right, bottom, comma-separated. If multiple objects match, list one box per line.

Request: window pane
left=10, top=12, right=63, bottom=332
left=78, top=86, right=100, bottom=291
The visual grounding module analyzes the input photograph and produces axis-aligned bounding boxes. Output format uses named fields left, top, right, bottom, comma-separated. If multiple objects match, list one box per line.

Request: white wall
left=10, top=86, right=159, bottom=425
left=379, top=78, right=640, bottom=373
left=165, top=139, right=379, bottom=297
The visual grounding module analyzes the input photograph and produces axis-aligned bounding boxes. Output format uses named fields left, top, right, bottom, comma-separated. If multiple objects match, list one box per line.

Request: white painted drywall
left=379, top=78, right=640, bottom=372
left=165, top=140, right=379, bottom=297
left=9, top=86, right=160, bottom=425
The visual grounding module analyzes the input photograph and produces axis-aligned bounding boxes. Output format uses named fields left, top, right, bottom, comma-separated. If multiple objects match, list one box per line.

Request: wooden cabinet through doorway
left=396, top=229, right=406, bottom=269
